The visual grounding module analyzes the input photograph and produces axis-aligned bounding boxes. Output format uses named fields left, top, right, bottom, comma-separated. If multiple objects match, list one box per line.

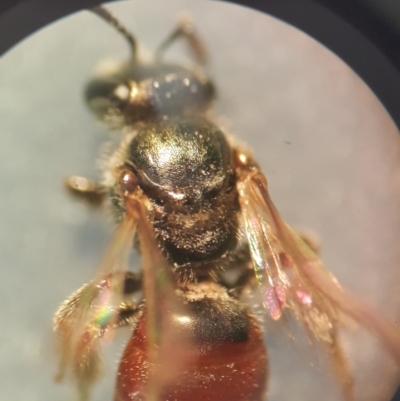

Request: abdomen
left=115, top=292, right=268, bottom=401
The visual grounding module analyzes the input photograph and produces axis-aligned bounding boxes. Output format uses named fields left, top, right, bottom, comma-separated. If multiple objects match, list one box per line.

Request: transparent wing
left=238, top=169, right=400, bottom=400
left=53, top=216, right=137, bottom=400
left=125, top=197, right=193, bottom=401
left=54, top=192, right=192, bottom=401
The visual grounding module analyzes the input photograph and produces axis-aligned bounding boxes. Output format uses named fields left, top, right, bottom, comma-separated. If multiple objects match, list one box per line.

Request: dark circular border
left=0, top=0, right=399, bottom=400
left=0, top=0, right=400, bottom=130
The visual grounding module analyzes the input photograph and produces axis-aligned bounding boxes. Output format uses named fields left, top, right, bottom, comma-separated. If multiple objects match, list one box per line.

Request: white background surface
left=0, top=1, right=400, bottom=400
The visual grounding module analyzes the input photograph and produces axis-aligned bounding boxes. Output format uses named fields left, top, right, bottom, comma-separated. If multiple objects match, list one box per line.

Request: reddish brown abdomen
left=115, top=297, right=268, bottom=401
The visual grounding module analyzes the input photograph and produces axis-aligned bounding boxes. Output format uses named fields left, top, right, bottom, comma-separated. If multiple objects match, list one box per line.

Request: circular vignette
left=0, top=0, right=400, bottom=130
left=0, top=1, right=399, bottom=401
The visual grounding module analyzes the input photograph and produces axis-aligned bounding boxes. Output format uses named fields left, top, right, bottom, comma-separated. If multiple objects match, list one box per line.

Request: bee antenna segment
left=89, top=6, right=138, bottom=62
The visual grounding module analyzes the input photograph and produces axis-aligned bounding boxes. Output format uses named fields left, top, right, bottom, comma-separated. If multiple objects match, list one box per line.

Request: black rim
left=0, top=0, right=399, bottom=400
left=1, top=0, right=399, bottom=130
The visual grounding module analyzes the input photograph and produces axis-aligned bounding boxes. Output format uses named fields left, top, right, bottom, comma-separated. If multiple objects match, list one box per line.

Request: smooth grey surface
left=0, top=1, right=400, bottom=401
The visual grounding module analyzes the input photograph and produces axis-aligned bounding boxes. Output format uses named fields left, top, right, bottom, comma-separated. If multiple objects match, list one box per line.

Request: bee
left=53, top=5, right=400, bottom=401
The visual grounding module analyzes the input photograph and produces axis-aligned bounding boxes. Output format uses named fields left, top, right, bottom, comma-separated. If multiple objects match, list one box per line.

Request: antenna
left=90, top=6, right=137, bottom=62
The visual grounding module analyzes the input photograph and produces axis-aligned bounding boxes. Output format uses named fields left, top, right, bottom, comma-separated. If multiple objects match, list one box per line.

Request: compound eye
left=85, top=77, right=130, bottom=117
left=119, top=169, right=138, bottom=196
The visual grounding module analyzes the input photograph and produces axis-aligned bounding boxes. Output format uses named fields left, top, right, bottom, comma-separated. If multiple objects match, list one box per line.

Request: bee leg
left=74, top=304, right=141, bottom=401
left=327, top=326, right=355, bottom=401
left=154, top=16, right=208, bottom=66
left=294, top=229, right=321, bottom=255
left=227, top=269, right=255, bottom=299
left=54, top=271, right=142, bottom=401
left=217, top=244, right=256, bottom=297
left=64, top=175, right=107, bottom=209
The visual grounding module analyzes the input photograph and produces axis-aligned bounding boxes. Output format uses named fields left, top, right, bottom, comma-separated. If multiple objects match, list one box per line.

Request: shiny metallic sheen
left=125, top=117, right=239, bottom=269
left=129, top=117, right=231, bottom=197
